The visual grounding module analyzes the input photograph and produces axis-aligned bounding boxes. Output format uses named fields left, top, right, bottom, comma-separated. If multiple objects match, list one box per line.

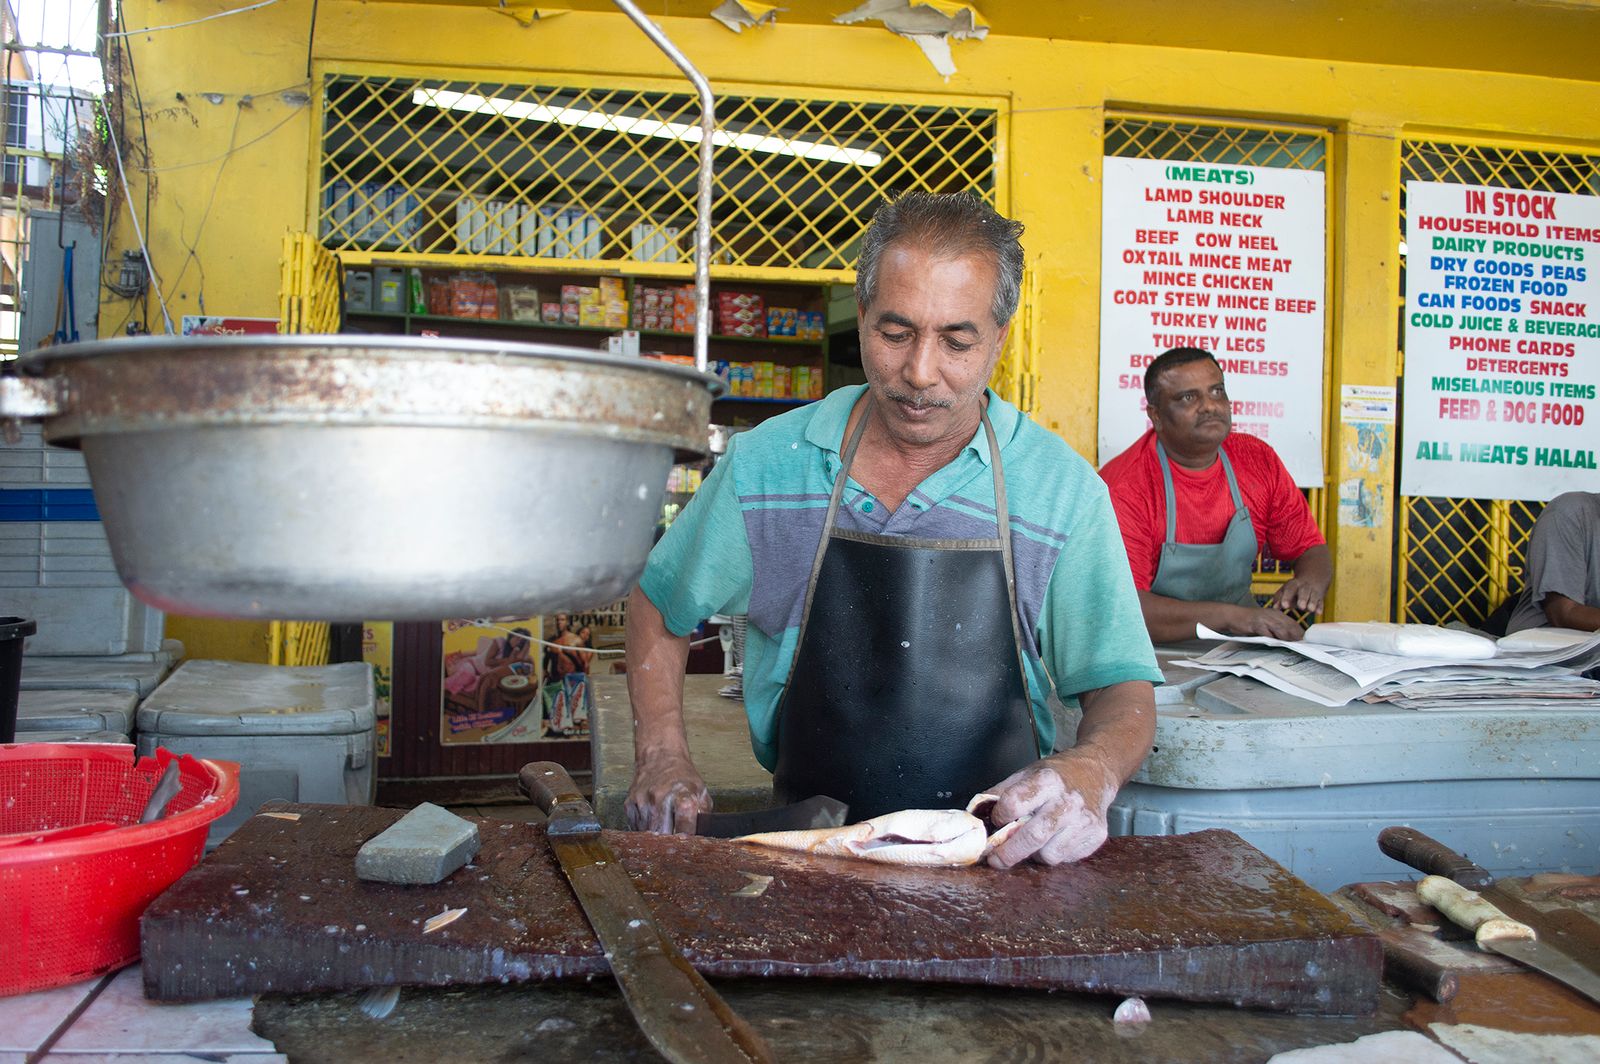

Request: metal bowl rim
left=19, top=333, right=725, bottom=394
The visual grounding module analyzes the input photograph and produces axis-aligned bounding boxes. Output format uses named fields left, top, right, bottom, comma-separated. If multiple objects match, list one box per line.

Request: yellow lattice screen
left=1396, top=139, right=1600, bottom=626
left=316, top=73, right=999, bottom=276
left=278, top=232, right=343, bottom=335
left=1104, top=114, right=1333, bottom=605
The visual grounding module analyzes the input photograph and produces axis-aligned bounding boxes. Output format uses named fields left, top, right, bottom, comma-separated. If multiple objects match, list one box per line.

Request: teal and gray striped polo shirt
left=640, top=384, right=1161, bottom=770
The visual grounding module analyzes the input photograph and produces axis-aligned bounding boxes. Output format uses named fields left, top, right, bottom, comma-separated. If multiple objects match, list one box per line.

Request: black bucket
left=0, top=617, right=36, bottom=744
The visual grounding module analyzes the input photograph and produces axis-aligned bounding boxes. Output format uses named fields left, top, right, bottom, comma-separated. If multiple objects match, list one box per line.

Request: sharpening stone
left=355, top=803, right=481, bottom=885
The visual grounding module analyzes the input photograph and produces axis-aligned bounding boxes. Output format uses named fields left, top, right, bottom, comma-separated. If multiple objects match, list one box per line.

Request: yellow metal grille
left=278, top=232, right=343, bottom=334
left=268, top=621, right=333, bottom=667
left=314, top=73, right=999, bottom=274
left=1105, top=114, right=1332, bottom=606
left=1397, top=138, right=1600, bottom=625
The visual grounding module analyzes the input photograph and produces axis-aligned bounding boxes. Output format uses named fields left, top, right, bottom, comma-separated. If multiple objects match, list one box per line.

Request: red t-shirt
left=1098, top=429, right=1325, bottom=591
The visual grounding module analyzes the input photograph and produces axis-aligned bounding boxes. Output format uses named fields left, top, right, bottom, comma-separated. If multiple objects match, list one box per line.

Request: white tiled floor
left=0, top=965, right=285, bottom=1062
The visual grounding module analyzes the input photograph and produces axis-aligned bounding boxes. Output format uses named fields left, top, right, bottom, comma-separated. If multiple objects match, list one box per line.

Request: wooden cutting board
left=141, top=804, right=1379, bottom=1014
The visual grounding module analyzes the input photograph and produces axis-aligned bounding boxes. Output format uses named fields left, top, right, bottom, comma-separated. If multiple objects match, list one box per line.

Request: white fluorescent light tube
left=413, top=88, right=882, bottom=169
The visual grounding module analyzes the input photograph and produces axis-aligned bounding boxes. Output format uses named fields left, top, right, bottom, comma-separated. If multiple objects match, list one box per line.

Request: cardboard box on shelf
left=605, top=330, right=641, bottom=357
left=502, top=285, right=541, bottom=323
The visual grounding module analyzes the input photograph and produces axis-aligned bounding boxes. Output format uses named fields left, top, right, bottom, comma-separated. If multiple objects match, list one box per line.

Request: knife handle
left=1378, top=826, right=1495, bottom=889
left=519, top=762, right=601, bottom=837
left=1418, top=875, right=1536, bottom=947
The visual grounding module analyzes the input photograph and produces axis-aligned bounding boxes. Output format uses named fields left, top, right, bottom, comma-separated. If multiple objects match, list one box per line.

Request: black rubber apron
left=1148, top=440, right=1259, bottom=607
left=771, top=400, right=1039, bottom=820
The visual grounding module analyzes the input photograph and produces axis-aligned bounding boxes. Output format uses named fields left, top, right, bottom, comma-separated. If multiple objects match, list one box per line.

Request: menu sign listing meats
left=1401, top=182, right=1600, bottom=500
left=1098, top=156, right=1328, bottom=486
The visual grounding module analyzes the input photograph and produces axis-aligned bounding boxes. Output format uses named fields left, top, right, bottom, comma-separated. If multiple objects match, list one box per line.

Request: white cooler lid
left=16, top=688, right=138, bottom=734
left=137, top=660, right=376, bottom=736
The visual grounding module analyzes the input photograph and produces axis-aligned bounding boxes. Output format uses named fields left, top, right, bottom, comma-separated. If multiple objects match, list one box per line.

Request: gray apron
left=770, top=400, right=1039, bottom=820
left=1148, top=440, right=1258, bottom=607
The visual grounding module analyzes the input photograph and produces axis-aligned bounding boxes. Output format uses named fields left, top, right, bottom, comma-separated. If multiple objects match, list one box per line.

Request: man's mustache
left=883, top=388, right=953, bottom=411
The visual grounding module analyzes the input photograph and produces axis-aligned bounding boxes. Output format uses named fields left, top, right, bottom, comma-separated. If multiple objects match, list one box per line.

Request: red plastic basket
left=0, top=743, right=239, bottom=996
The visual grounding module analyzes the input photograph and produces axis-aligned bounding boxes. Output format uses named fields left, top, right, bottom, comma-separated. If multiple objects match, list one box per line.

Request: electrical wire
left=160, top=103, right=246, bottom=313
left=97, top=95, right=175, bottom=333
left=469, top=618, right=721, bottom=656
left=137, top=105, right=301, bottom=172
left=103, top=0, right=284, bottom=38
left=112, top=4, right=156, bottom=331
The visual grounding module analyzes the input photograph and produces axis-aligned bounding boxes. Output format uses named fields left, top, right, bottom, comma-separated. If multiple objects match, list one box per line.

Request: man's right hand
left=1224, top=603, right=1305, bottom=641
left=625, top=750, right=712, bottom=834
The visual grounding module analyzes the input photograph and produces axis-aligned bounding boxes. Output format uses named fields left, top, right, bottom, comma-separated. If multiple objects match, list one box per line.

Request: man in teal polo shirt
left=625, top=192, right=1162, bottom=867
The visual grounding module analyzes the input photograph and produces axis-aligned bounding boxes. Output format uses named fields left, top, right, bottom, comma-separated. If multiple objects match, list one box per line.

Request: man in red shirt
left=1100, top=347, right=1332, bottom=643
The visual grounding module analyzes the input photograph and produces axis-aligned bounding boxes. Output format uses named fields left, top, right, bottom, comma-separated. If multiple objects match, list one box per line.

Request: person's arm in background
left=1259, top=442, right=1331, bottom=618
left=1138, top=589, right=1307, bottom=642
left=1542, top=594, right=1600, bottom=631
left=1270, top=543, right=1332, bottom=615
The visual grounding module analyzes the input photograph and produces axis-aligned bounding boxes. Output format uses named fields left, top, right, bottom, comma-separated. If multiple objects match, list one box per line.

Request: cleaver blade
left=693, top=795, right=849, bottom=838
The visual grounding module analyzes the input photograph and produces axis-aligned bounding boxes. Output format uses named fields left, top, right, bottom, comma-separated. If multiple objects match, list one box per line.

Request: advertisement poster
left=1098, top=156, right=1328, bottom=486
left=361, top=622, right=394, bottom=758
left=540, top=611, right=595, bottom=740
left=439, top=619, right=544, bottom=745
left=180, top=315, right=279, bottom=336
left=1400, top=181, right=1600, bottom=500
left=1338, top=385, right=1396, bottom=530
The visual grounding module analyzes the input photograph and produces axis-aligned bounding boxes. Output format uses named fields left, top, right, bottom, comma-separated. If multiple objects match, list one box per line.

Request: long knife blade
left=1378, top=826, right=1600, bottom=973
left=1417, top=875, right=1600, bottom=1006
left=520, top=762, right=772, bottom=1064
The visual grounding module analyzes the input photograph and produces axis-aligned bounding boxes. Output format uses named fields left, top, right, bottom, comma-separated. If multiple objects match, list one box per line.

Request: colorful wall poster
left=361, top=621, right=393, bottom=758
left=180, top=315, right=279, bottom=336
left=1098, top=156, right=1328, bottom=486
left=438, top=618, right=543, bottom=745
left=1400, top=181, right=1599, bottom=500
left=540, top=611, right=596, bottom=740
left=1338, top=385, right=1396, bottom=530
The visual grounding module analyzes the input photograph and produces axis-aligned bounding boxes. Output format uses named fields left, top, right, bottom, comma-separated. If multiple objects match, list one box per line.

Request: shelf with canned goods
left=342, top=263, right=838, bottom=410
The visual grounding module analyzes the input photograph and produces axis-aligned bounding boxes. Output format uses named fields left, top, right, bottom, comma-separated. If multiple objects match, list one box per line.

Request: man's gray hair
left=855, top=191, right=1025, bottom=327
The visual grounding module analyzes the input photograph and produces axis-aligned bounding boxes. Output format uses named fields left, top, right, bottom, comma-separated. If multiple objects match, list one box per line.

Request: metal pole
left=609, top=0, right=713, bottom=375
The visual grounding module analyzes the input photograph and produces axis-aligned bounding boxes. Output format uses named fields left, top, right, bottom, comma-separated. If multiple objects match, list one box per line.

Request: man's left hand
left=1269, top=576, right=1326, bottom=614
left=980, top=753, right=1121, bottom=868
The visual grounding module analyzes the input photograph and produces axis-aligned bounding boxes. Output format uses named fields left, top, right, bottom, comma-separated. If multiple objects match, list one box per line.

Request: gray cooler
left=19, top=657, right=173, bottom=698
left=136, top=660, right=377, bottom=845
left=15, top=688, right=137, bottom=741
left=11, top=730, right=132, bottom=744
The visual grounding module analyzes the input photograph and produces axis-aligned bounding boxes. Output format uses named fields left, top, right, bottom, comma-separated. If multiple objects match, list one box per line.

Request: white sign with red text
left=1097, top=156, right=1327, bottom=486
left=1400, top=181, right=1600, bottom=500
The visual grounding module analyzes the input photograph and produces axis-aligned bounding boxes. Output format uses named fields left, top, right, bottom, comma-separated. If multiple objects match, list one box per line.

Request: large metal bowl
left=2, top=335, right=720, bottom=620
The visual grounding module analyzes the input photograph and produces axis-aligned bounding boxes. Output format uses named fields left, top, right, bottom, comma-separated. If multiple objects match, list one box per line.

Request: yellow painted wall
left=104, top=1, right=1600, bottom=627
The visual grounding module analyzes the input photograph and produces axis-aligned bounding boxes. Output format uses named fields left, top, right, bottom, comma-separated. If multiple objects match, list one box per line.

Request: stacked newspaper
left=1177, top=625, right=1600, bottom=709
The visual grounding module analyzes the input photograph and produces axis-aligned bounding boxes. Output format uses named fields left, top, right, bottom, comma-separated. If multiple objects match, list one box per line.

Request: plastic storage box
left=1107, top=667, right=1600, bottom=891
left=16, top=688, right=137, bottom=740
left=20, top=656, right=173, bottom=699
left=135, top=660, right=377, bottom=845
